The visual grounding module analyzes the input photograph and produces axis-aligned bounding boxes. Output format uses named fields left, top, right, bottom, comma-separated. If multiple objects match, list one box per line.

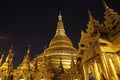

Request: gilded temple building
left=0, top=1, right=120, bottom=80
left=78, top=1, right=120, bottom=80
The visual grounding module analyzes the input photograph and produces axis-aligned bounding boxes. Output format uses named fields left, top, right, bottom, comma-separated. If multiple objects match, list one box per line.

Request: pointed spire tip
left=88, top=10, right=93, bottom=20
left=102, top=0, right=109, bottom=9
left=58, top=12, right=62, bottom=21
left=27, top=45, right=31, bottom=54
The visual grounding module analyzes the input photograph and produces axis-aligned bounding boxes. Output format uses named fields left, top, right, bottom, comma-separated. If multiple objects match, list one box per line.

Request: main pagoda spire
left=55, top=12, right=66, bottom=36
left=48, top=12, right=76, bottom=50
left=45, top=12, right=77, bottom=69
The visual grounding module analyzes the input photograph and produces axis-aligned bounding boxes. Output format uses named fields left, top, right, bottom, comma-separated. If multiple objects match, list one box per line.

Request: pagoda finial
left=58, top=12, right=62, bottom=21
left=103, top=0, right=119, bottom=34
left=9, top=45, right=14, bottom=54
left=5, top=45, right=14, bottom=64
left=88, top=10, right=93, bottom=21
left=87, top=10, right=95, bottom=34
left=55, top=12, right=66, bottom=36
left=22, top=44, right=31, bottom=64
left=27, top=44, right=31, bottom=55
left=102, top=0, right=109, bottom=9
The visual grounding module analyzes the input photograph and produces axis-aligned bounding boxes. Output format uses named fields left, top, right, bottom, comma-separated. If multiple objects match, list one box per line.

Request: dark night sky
left=0, top=0, right=119, bottom=68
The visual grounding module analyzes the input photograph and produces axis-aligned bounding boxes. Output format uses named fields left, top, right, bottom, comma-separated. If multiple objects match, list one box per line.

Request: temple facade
left=0, top=1, right=120, bottom=80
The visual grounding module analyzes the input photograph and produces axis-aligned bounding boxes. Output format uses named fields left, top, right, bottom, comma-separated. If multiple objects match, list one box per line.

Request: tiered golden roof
left=44, top=13, right=77, bottom=69
left=46, top=13, right=76, bottom=52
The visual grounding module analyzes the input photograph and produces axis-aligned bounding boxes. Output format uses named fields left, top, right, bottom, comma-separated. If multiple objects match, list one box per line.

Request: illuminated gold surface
left=78, top=1, right=120, bottom=80
left=100, top=39, right=120, bottom=52
left=41, top=13, right=77, bottom=69
left=0, top=1, right=120, bottom=80
left=109, top=59, right=119, bottom=80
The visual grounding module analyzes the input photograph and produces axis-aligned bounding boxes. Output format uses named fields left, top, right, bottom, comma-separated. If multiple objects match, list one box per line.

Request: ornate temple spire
left=102, top=0, right=119, bottom=18
left=58, top=57, right=65, bottom=74
left=55, top=12, right=66, bottom=36
left=102, top=0, right=109, bottom=9
left=9, top=45, right=13, bottom=53
left=88, top=10, right=94, bottom=21
left=26, top=45, right=31, bottom=60
left=22, top=45, right=31, bottom=64
left=27, top=45, right=31, bottom=55
left=102, top=0, right=120, bottom=35
left=87, top=10, right=95, bottom=34
left=5, top=45, right=14, bottom=62
left=87, top=10, right=101, bottom=35
left=0, top=54, right=4, bottom=66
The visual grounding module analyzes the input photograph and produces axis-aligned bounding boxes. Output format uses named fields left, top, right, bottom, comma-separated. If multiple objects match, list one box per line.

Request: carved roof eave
left=99, top=38, right=120, bottom=53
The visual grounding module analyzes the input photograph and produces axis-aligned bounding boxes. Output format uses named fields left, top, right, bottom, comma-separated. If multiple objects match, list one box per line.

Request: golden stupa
left=0, top=1, right=120, bottom=80
left=38, top=12, right=77, bottom=69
